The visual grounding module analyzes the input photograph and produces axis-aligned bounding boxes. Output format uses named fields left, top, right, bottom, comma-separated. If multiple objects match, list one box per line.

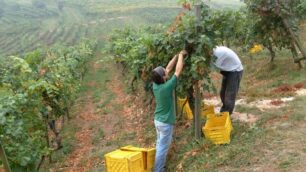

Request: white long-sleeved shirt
left=213, top=46, right=243, bottom=72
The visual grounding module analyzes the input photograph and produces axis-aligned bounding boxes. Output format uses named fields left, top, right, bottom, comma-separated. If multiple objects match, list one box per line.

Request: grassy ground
left=239, top=51, right=306, bottom=100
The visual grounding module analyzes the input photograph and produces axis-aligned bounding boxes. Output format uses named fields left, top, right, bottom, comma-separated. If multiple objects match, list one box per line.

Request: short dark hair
left=151, top=70, right=165, bottom=85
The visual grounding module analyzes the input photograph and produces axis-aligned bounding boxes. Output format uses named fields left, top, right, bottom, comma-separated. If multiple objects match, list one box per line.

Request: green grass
left=92, top=66, right=115, bottom=109
left=92, top=128, right=105, bottom=145
left=288, top=97, right=306, bottom=121
left=105, top=132, right=138, bottom=148
left=165, top=121, right=264, bottom=171
left=143, top=122, right=156, bottom=145
left=48, top=122, right=79, bottom=163
left=235, top=105, right=262, bottom=114
left=238, top=49, right=306, bottom=99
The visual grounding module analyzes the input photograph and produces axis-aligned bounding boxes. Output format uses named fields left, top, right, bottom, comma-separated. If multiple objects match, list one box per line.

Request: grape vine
left=0, top=40, right=96, bottom=171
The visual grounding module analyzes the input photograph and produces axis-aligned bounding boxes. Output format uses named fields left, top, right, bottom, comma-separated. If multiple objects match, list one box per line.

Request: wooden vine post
left=194, top=4, right=202, bottom=140
left=282, top=18, right=306, bottom=64
left=275, top=0, right=306, bottom=65
left=173, top=90, right=178, bottom=119
left=0, top=141, right=12, bottom=172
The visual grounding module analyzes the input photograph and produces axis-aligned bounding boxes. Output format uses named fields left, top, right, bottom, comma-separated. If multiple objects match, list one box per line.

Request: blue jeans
left=154, top=120, right=173, bottom=172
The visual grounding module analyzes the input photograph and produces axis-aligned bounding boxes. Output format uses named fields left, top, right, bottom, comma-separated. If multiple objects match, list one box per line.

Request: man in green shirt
left=152, top=50, right=187, bottom=172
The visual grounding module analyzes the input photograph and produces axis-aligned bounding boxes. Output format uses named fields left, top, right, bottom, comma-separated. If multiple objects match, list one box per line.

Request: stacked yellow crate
left=104, top=150, right=144, bottom=172
left=177, top=97, right=215, bottom=120
left=202, top=112, right=233, bottom=144
left=104, top=146, right=156, bottom=172
left=120, top=146, right=156, bottom=172
left=176, top=97, right=233, bottom=144
left=177, top=97, right=193, bottom=120
left=201, top=104, right=215, bottom=118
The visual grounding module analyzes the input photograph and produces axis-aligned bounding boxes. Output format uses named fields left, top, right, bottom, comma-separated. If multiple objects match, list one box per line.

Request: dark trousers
left=220, top=70, right=243, bottom=115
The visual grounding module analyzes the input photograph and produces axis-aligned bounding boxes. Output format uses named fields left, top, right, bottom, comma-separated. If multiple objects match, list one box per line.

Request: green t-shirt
left=153, top=75, right=177, bottom=125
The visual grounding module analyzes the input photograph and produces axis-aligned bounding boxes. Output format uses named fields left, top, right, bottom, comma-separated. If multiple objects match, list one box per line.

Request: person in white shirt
left=212, top=46, right=243, bottom=115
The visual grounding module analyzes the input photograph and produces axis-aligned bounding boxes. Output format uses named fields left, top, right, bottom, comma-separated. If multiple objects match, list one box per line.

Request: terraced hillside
left=0, top=0, right=181, bottom=57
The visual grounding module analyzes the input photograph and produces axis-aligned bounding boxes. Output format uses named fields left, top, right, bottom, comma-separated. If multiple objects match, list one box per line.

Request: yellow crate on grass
left=120, top=145, right=156, bottom=171
left=104, top=149, right=143, bottom=172
left=177, top=97, right=193, bottom=120
left=178, top=98, right=216, bottom=120
left=202, top=112, right=233, bottom=144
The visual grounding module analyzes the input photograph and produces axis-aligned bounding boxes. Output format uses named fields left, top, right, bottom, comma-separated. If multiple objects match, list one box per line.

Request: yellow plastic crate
left=201, top=104, right=215, bottom=118
left=178, top=98, right=216, bottom=119
left=120, top=145, right=156, bottom=171
left=144, top=148, right=155, bottom=171
left=177, top=97, right=193, bottom=120
left=104, top=149, right=144, bottom=172
left=202, top=112, right=233, bottom=144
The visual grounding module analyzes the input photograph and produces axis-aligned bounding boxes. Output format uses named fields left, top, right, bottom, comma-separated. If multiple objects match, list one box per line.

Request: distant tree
left=32, top=0, right=46, bottom=9
left=244, top=0, right=306, bottom=65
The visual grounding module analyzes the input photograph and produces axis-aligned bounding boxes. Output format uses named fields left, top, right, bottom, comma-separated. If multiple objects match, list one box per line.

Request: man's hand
left=175, top=50, right=187, bottom=77
left=179, top=50, right=188, bottom=57
left=166, top=54, right=179, bottom=75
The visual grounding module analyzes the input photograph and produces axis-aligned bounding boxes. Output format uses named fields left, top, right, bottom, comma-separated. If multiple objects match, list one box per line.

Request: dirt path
left=57, top=95, right=98, bottom=172
left=99, top=63, right=135, bottom=143
left=50, top=58, right=139, bottom=171
left=53, top=60, right=101, bottom=171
